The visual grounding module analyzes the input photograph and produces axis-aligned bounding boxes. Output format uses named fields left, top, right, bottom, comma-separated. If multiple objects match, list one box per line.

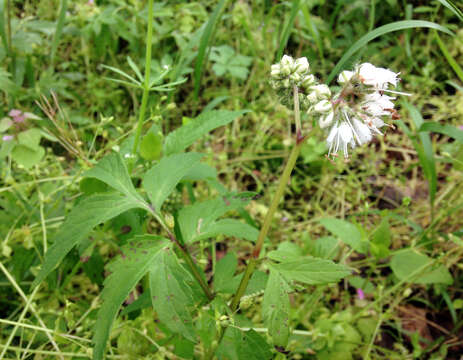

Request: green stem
left=229, top=85, right=304, bottom=311
left=131, top=0, right=154, bottom=162
left=145, top=205, right=214, bottom=301
left=230, top=141, right=303, bottom=311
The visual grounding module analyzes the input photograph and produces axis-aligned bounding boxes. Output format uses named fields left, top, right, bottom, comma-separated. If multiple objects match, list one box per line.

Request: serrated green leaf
left=319, top=218, right=368, bottom=253
left=313, top=236, right=340, bottom=260
left=197, top=219, right=259, bottom=243
left=149, top=247, right=199, bottom=341
left=93, top=236, right=169, bottom=360
left=273, top=258, right=351, bottom=285
left=178, top=194, right=255, bottom=244
left=33, top=193, right=141, bottom=287
left=214, top=252, right=238, bottom=292
left=85, top=152, right=145, bottom=205
left=163, top=110, right=248, bottom=156
left=268, top=241, right=304, bottom=262
left=262, top=269, right=290, bottom=347
left=390, top=250, right=453, bottom=285
left=143, top=152, right=203, bottom=212
left=182, top=162, right=217, bottom=181
left=235, top=329, right=273, bottom=360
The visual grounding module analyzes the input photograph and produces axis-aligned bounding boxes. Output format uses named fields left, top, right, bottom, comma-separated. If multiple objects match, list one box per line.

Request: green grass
left=1, top=1, right=463, bottom=359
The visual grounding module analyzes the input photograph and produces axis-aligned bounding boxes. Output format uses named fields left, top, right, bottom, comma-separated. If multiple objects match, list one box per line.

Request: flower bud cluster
left=270, top=55, right=331, bottom=111
left=271, top=56, right=409, bottom=159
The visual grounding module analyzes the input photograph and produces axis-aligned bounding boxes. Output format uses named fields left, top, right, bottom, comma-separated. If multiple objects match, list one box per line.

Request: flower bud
left=289, top=72, right=301, bottom=82
left=281, top=78, right=290, bottom=88
left=293, top=57, right=309, bottom=74
left=270, top=64, right=281, bottom=78
left=280, top=55, right=294, bottom=76
left=301, top=74, right=315, bottom=88
left=314, top=99, right=332, bottom=113
left=338, top=70, right=354, bottom=84
left=310, top=84, right=331, bottom=100
left=306, top=91, right=318, bottom=104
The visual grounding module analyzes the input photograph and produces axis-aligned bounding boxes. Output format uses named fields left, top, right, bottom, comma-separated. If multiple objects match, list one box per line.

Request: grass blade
left=50, top=0, right=68, bottom=66
left=326, top=20, right=454, bottom=84
left=403, top=102, right=437, bottom=211
left=419, top=122, right=463, bottom=144
left=0, top=0, right=8, bottom=53
left=193, top=0, right=228, bottom=100
left=434, top=31, right=463, bottom=82
left=276, top=0, right=300, bottom=60
left=437, top=0, right=463, bottom=22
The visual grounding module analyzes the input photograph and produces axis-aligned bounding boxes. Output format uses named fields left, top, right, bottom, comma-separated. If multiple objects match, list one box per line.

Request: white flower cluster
left=271, top=56, right=409, bottom=159
left=270, top=55, right=330, bottom=111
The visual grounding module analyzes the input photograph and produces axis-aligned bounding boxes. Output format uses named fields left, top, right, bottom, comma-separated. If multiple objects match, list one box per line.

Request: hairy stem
left=131, top=0, right=154, bottom=163
left=229, top=86, right=304, bottom=311
left=208, top=87, right=306, bottom=358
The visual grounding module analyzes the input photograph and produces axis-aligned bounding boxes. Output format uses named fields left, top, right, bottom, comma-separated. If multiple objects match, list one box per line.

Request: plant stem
left=145, top=206, right=214, bottom=301
left=230, top=85, right=304, bottom=311
left=131, top=0, right=154, bottom=163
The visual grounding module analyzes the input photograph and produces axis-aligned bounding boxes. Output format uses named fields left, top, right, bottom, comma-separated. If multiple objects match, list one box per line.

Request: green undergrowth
left=1, top=1, right=462, bottom=359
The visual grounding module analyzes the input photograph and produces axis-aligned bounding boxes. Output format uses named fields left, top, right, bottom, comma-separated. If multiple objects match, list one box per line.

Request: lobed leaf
left=149, top=247, right=199, bottom=341
left=93, top=236, right=169, bottom=360
left=262, top=269, right=291, bottom=347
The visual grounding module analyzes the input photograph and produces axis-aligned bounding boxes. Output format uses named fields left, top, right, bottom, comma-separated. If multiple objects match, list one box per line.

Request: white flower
left=310, top=84, right=331, bottom=100
left=293, top=57, right=310, bottom=74
left=327, top=122, right=355, bottom=158
left=357, top=63, right=398, bottom=89
left=314, top=99, right=332, bottom=113
left=351, top=118, right=372, bottom=145
left=319, top=111, right=334, bottom=129
left=337, top=70, right=354, bottom=84
left=361, top=92, right=395, bottom=117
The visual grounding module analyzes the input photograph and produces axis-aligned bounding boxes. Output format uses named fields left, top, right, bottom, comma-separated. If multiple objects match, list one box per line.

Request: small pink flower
left=2, top=135, right=14, bottom=141
left=459, top=125, right=463, bottom=130
left=8, top=109, right=22, bottom=117
left=8, top=109, right=25, bottom=123
left=356, top=288, right=365, bottom=300
left=87, top=0, right=94, bottom=5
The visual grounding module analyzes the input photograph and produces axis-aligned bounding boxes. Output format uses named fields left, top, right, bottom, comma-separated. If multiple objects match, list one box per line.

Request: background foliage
left=1, top=0, right=462, bottom=359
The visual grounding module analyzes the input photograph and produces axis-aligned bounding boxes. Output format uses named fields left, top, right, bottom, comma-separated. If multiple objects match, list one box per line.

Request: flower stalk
left=230, top=85, right=304, bottom=311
